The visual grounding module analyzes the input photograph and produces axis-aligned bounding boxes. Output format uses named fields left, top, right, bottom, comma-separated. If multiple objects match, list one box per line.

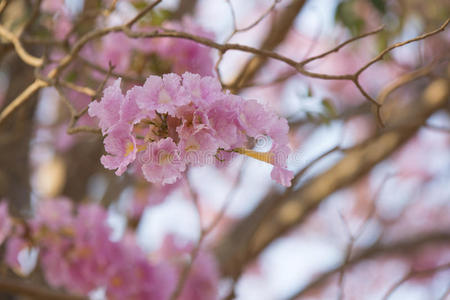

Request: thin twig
left=336, top=174, right=393, bottom=300
left=59, top=80, right=96, bottom=97
left=299, top=26, right=385, bottom=66
left=377, top=62, right=436, bottom=105
left=355, top=18, right=449, bottom=77
left=125, top=0, right=163, bottom=28
left=381, top=263, right=450, bottom=300
left=171, top=164, right=244, bottom=300
left=79, top=57, right=145, bottom=84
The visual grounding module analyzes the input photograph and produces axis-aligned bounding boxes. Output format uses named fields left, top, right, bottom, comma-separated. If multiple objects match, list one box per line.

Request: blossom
left=31, top=198, right=74, bottom=232
left=2, top=198, right=177, bottom=299
left=271, top=167, right=294, bottom=187
left=181, top=72, right=222, bottom=107
left=91, top=72, right=293, bottom=187
left=88, top=79, right=124, bottom=133
left=141, top=138, right=186, bottom=185
left=137, top=74, right=186, bottom=116
left=100, top=123, right=137, bottom=176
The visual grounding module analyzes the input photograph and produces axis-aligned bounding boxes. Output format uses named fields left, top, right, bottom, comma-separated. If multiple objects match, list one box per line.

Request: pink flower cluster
left=89, top=72, right=294, bottom=187
left=3, top=199, right=173, bottom=298
left=0, top=199, right=219, bottom=300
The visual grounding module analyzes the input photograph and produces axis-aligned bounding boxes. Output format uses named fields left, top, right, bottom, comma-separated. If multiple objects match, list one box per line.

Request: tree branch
left=0, top=25, right=43, bottom=67
left=0, top=276, right=87, bottom=300
left=229, top=0, right=307, bottom=90
left=214, top=78, right=449, bottom=278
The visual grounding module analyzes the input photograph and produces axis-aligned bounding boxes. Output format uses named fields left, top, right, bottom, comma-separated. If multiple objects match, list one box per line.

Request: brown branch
left=299, top=26, right=385, bottom=66
left=125, top=0, right=163, bottom=28
left=355, top=18, right=449, bottom=77
left=0, top=276, right=87, bottom=300
left=229, top=0, right=307, bottom=90
left=0, top=25, right=43, bottom=67
left=2, top=11, right=447, bottom=126
left=58, top=80, right=96, bottom=97
left=214, top=78, right=449, bottom=279
left=377, top=62, right=436, bottom=105
left=79, top=57, right=145, bottom=84
left=216, top=0, right=280, bottom=85
left=0, top=79, right=47, bottom=124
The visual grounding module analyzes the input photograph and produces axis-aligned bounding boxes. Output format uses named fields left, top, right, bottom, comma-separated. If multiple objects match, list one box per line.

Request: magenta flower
left=101, top=122, right=137, bottom=176
left=142, top=138, right=186, bottom=185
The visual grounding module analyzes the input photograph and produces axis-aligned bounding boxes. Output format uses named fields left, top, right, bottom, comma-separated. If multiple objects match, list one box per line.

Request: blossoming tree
left=0, top=0, right=449, bottom=299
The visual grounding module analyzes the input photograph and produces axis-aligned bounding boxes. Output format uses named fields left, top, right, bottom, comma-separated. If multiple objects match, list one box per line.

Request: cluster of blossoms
left=88, top=72, right=294, bottom=187
left=0, top=199, right=218, bottom=300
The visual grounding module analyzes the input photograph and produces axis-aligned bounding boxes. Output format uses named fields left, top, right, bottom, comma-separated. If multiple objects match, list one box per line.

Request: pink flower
left=101, top=123, right=137, bottom=176
left=142, top=138, right=186, bottom=185
left=269, top=143, right=293, bottom=187
left=93, top=72, right=293, bottom=186
left=137, top=74, right=186, bottom=116
left=31, top=198, right=74, bottom=232
left=271, top=167, right=294, bottom=187
left=239, top=99, right=272, bottom=138
left=0, top=201, right=12, bottom=245
left=100, top=33, right=133, bottom=73
left=207, top=95, right=247, bottom=149
left=181, top=73, right=222, bottom=107
left=123, top=86, right=148, bottom=123
left=5, top=236, right=28, bottom=272
left=88, top=79, right=124, bottom=133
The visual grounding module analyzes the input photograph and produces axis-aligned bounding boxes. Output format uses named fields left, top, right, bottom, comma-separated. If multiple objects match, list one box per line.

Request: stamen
left=234, top=148, right=274, bottom=165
